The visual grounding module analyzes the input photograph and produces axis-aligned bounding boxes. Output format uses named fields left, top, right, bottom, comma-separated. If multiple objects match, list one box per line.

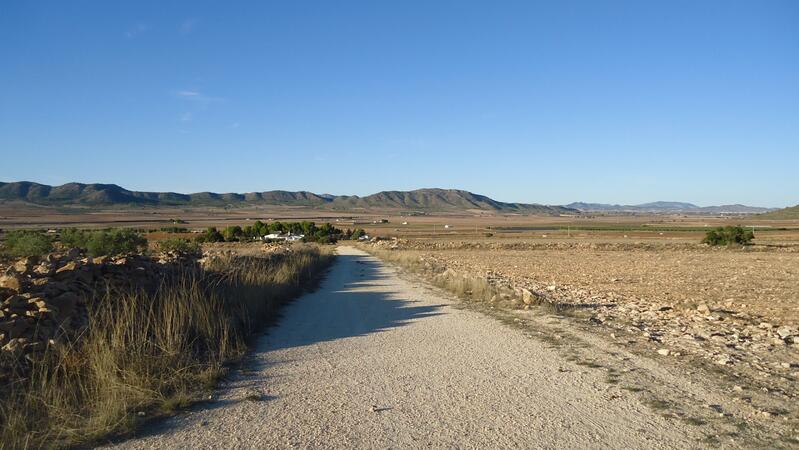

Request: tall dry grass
left=0, top=244, right=332, bottom=449
left=360, top=246, right=507, bottom=303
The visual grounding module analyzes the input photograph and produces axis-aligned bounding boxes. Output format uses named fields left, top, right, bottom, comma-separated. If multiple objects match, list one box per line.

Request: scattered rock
left=0, top=274, right=22, bottom=293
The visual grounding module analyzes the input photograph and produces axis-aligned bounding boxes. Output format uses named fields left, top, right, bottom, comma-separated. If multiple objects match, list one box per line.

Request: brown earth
left=361, top=238, right=799, bottom=437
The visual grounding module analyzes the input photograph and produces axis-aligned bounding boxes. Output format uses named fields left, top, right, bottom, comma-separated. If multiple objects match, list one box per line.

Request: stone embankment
left=0, top=250, right=195, bottom=376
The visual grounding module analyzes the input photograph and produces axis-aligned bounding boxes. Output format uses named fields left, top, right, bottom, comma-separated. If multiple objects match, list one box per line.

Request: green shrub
left=60, top=228, right=89, bottom=248
left=196, top=227, right=224, bottom=243
left=222, top=226, right=243, bottom=242
left=59, top=228, right=147, bottom=257
left=2, top=230, right=53, bottom=258
left=159, top=238, right=201, bottom=255
left=702, top=226, right=754, bottom=246
left=85, top=229, right=147, bottom=257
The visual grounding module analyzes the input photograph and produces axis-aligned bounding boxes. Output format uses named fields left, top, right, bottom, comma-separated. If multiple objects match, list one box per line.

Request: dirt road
left=112, top=246, right=715, bottom=448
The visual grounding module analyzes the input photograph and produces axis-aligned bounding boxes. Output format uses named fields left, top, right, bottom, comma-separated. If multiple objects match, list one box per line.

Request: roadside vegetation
left=0, top=227, right=334, bottom=449
left=196, top=221, right=365, bottom=244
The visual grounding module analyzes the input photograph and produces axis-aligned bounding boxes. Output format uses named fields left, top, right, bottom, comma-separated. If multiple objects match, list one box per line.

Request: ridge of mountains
left=565, top=201, right=774, bottom=214
left=0, top=181, right=780, bottom=215
left=0, top=181, right=571, bottom=214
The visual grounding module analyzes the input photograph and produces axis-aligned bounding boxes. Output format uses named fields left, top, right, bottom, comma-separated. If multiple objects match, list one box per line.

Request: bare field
left=361, top=237, right=799, bottom=432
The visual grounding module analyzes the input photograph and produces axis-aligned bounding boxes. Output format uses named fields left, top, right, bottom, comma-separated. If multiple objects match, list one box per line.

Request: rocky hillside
left=329, top=189, right=571, bottom=214
left=0, top=182, right=572, bottom=214
left=759, top=205, right=799, bottom=219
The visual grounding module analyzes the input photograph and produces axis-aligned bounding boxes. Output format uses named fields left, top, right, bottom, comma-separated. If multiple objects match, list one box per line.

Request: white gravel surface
left=109, top=246, right=702, bottom=449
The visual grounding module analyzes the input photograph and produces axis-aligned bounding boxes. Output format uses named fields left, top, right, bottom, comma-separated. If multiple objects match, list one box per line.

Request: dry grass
left=0, top=244, right=333, bottom=449
left=361, top=246, right=508, bottom=305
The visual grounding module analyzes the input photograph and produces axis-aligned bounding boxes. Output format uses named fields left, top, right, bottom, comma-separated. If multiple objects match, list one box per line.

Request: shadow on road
left=103, top=250, right=442, bottom=446
left=262, top=253, right=445, bottom=351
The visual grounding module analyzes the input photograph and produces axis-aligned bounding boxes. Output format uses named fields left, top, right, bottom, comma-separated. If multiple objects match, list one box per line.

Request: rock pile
left=0, top=250, right=196, bottom=374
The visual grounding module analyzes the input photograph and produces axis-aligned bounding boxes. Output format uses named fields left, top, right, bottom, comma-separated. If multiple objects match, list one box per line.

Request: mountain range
left=0, top=181, right=780, bottom=215
left=565, top=201, right=774, bottom=214
left=0, top=181, right=572, bottom=214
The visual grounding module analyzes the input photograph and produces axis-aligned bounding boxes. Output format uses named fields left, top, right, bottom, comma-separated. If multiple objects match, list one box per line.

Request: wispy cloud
left=180, top=18, right=199, bottom=35
left=174, top=90, right=223, bottom=104
left=125, top=23, right=149, bottom=39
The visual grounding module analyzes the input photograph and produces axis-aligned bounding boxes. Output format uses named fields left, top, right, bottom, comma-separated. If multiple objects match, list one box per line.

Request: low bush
left=196, top=227, right=225, bottom=243
left=702, top=226, right=754, bottom=246
left=159, top=237, right=201, bottom=255
left=2, top=230, right=53, bottom=258
left=60, top=228, right=148, bottom=257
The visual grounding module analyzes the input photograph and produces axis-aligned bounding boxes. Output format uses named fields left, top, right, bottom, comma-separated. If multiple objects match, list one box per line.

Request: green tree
left=222, top=226, right=243, bottom=241
left=702, top=226, right=754, bottom=246
left=197, top=227, right=224, bottom=243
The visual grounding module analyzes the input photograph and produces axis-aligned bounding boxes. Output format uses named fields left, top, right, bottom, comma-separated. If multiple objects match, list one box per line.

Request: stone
left=33, top=263, right=54, bottom=277
left=657, top=349, right=671, bottom=356
left=696, top=304, right=710, bottom=314
left=2, top=337, right=28, bottom=355
left=54, top=261, right=78, bottom=279
left=777, top=327, right=793, bottom=339
left=0, top=274, right=22, bottom=293
left=521, top=289, right=535, bottom=305
left=13, top=257, right=34, bottom=274
left=716, top=355, right=733, bottom=365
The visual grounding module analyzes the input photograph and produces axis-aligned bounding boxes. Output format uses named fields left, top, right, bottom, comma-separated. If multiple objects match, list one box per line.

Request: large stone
left=55, top=261, right=78, bottom=279
left=521, top=289, right=535, bottom=305
left=13, top=257, right=34, bottom=274
left=0, top=274, right=22, bottom=293
left=32, top=262, right=54, bottom=277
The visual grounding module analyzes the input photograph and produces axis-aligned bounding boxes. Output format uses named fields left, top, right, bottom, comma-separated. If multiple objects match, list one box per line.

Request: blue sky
left=1, top=1, right=797, bottom=207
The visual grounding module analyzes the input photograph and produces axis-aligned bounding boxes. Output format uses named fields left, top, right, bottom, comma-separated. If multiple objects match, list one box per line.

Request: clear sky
left=1, top=1, right=797, bottom=207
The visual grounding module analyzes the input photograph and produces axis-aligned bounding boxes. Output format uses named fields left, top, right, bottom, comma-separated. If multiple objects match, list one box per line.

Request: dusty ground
left=363, top=239, right=799, bottom=436
left=103, top=246, right=794, bottom=449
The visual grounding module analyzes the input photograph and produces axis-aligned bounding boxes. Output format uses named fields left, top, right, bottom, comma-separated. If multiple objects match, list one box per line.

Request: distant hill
left=329, top=189, right=569, bottom=214
left=759, top=205, right=799, bottom=219
left=0, top=182, right=572, bottom=214
left=566, top=201, right=773, bottom=214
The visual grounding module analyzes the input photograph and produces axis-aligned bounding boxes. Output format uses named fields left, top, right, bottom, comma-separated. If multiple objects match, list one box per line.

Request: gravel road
left=110, top=246, right=703, bottom=449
